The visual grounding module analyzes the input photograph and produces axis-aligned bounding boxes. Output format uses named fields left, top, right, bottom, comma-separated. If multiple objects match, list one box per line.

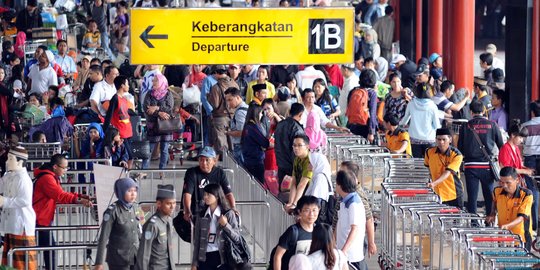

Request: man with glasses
left=272, top=196, right=319, bottom=270
left=32, top=154, right=93, bottom=270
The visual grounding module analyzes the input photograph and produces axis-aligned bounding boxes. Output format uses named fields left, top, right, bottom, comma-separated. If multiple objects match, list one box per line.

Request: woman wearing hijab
left=184, top=64, right=207, bottom=89
left=306, top=148, right=333, bottom=224
left=75, top=122, right=104, bottom=159
left=361, top=28, right=381, bottom=60
left=143, top=73, right=175, bottom=169
left=305, top=111, right=327, bottom=151
left=95, top=178, right=141, bottom=270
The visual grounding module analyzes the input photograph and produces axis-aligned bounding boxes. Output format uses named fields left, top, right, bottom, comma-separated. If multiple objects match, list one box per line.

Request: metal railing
left=223, top=151, right=296, bottom=260
left=8, top=245, right=97, bottom=269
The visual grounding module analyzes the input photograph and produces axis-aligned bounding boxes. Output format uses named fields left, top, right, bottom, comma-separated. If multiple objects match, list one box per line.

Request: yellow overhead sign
left=130, top=8, right=354, bottom=65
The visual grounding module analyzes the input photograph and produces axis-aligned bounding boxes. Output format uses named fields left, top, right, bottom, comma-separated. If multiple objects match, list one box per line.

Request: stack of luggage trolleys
left=378, top=157, right=540, bottom=270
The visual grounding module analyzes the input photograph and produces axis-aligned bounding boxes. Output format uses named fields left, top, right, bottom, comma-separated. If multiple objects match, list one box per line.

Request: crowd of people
left=0, top=0, right=536, bottom=269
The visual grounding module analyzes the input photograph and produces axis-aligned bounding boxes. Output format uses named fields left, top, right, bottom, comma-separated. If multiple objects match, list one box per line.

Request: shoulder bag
left=223, top=211, right=252, bottom=269
left=468, top=124, right=501, bottom=181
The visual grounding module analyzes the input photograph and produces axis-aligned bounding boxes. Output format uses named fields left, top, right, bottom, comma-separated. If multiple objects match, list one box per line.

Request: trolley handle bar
left=392, top=189, right=430, bottom=195
left=471, top=236, right=517, bottom=242
left=439, top=208, right=460, bottom=213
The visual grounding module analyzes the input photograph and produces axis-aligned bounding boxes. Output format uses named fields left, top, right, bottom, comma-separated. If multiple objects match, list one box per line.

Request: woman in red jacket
left=499, top=120, right=535, bottom=178
left=32, top=154, right=93, bottom=270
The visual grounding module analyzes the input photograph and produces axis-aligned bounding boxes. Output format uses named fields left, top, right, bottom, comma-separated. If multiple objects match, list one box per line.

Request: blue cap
left=429, top=53, right=441, bottom=64
left=198, top=146, right=217, bottom=158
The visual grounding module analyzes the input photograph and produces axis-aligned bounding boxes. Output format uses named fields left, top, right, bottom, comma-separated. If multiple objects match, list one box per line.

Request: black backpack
left=267, top=224, right=299, bottom=270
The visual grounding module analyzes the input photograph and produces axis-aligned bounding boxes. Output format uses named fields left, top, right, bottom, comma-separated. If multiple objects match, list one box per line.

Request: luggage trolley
left=326, top=136, right=367, bottom=173
left=397, top=204, right=453, bottom=269
left=379, top=185, right=439, bottom=269
left=410, top=206, right=464, bottom=269
left=478, top=254, right=540, bottom=269
left=358, top=153, right=409, bottom=213
left=465, top=233, right=524, bottom=270
left=431, top=215, right=489, bottom=270
left=451, top=227, right=514, bottom=270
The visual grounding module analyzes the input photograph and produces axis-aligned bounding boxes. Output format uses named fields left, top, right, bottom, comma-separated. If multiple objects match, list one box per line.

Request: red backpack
left=346, top=87, right=370, bottom=125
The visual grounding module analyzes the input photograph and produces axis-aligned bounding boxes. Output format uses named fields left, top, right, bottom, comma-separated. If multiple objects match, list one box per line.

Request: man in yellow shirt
left=383, top=113, right=412, bottom=156
left=486, top=167, right=533, bottom=250
left=424, top=128, right=464, bottom=208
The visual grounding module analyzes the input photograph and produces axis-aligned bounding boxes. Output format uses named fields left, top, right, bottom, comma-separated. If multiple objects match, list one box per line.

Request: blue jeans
left=233, top=144, right=243, bottom=165
left=523, top=156, right=540, bottom=230
left=142, top=142, right=170, bottom=169
left=100, top=31, right=114, bottom=60
left=465, top=167, right=495, bottom=216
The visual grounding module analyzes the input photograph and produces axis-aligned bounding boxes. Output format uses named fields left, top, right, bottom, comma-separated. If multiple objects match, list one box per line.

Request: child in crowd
left=82, top=20, right=101, bottom=53
left=103, top=127, right=129, bottom=168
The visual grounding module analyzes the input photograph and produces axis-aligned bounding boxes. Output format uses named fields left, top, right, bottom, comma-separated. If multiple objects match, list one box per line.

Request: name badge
left=208, top=233, right=216, bottom=244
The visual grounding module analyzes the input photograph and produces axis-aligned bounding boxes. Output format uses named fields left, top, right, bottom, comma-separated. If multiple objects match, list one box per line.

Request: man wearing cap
left=391, top=54, right=417, bottom=89
left=33, top=154, right=93, bottom=270
left=225, top=87, right=248, bottom=164
left=424, top=128, right=465, bottom=208
left=246, top=66, right=275, bottom=104
left=414, top=64, right=431, bottom=85
left=429, top=53, right=444, bottom=81
left=136, top=184, right=176, bottom=270
left=458, top=100, right=504, bottom=216
left=228, top=64, right=247, bottom=97
left=0, top=147, right=37, bottom=269
left=472, top=77, right=493, bottom=116
left=15, top=0, right=43, bottom=39
left=182, top=146, right=236, bottom=221
left=201, top=65, right=228, bottom=146
left=27, top=49, right=58, bottom=96
left=208, top=67, right=239, bottom=158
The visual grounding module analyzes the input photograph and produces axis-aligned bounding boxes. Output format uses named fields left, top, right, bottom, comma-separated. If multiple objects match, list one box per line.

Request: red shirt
left=498, top=142, right=524, bottom=169
left=104, top=93, right=133, bottom=139
left=33, top=167, right=79, bottom=226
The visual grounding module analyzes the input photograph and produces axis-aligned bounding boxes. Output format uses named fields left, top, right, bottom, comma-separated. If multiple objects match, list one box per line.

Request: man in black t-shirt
left=272, top=196, right=319, bottom=270
left=181, top=146, right=236, bottom=221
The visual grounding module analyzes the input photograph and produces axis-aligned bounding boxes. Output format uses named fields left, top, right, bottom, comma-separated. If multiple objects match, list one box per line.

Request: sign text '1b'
left=308, top=19, right=345, bottom=54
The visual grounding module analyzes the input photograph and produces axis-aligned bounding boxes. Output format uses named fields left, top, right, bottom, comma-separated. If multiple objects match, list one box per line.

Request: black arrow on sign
left=139, top=25, right=168, bottom=48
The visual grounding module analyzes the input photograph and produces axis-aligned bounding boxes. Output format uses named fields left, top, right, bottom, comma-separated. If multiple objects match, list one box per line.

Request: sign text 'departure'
left=130, top=8, right=354, bottom=65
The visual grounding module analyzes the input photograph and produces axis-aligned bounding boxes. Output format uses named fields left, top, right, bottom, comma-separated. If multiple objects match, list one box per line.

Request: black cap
left=211, top=65, right=227, bottom=74
left=27, top=0, right=38, bottom=7
left=413, top=64, right=430, bottom=76
left=436, top=128, right=452, bottom=136
left=253, top=83, right=267, bottom=92
left=156, top=184, right=176, bottom=200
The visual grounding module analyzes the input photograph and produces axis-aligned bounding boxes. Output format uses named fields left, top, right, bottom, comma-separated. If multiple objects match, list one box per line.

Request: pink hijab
left=151, top=73, right=169, bottom=100
left=305, top=111, right=327, bottom=150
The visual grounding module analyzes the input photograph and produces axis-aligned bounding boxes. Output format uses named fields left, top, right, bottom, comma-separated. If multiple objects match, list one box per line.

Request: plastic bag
left=264, top=170, right=279, bottom=196
left=182, top=84, right=200, bottom=106
left=56, top=14, right=68, bottom=30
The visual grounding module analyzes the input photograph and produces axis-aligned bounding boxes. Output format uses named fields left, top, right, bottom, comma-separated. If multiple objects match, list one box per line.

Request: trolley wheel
left=533, top=238, right=540, bottom=252
left=377, top=255, right=382, bottom=264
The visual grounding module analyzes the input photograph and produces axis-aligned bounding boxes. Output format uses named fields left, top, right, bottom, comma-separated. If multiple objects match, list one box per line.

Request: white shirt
left=0, top=169, right=36, bottom=236
left=90, top=80, right=117, bottom=116
left=204, top=206, right=221, bottom=252
left=522, top=117, right=540, bottom=156
left=54, top=54, right=77, bottom=74
left=336, top=195, right=366, bottom=263
left=28, top=65, right=58, bottom=95
left=295, top=66, right=327, bottom=91
left=308, top=249, right=348, bottom=270
left=300, top=105, right=331, bottom=129
left=340, top=74, right=359, bottom=114
left=492, top=57, right=505, bottom=73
